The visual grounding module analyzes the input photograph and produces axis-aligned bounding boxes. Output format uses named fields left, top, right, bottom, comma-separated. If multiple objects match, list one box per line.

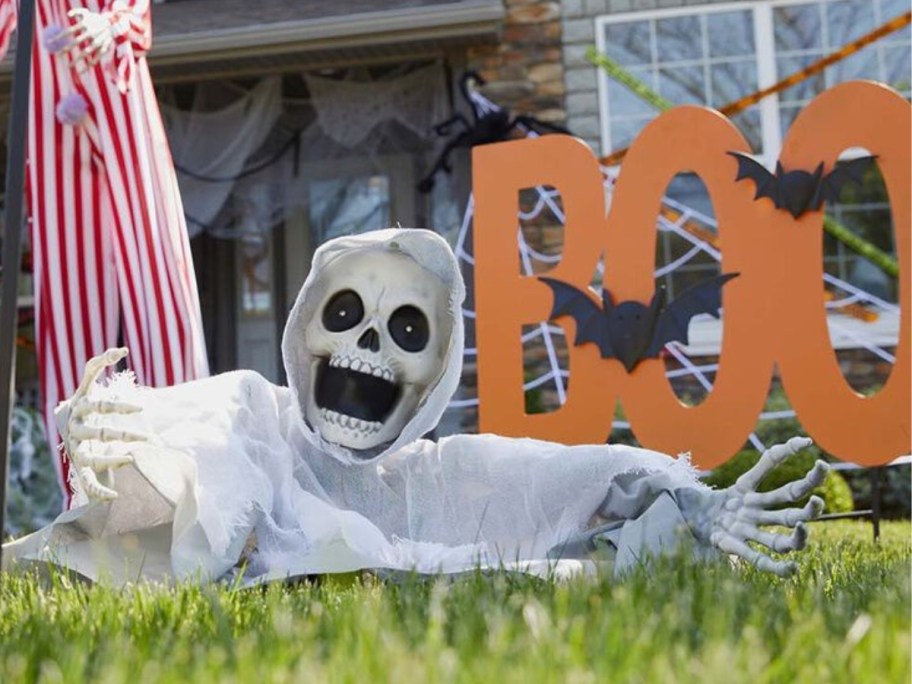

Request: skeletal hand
left=62, top=9, right=116, bottom=70
left=682, top=437, right=828, bottom=576
left=57, top=347, right=145, bottom=502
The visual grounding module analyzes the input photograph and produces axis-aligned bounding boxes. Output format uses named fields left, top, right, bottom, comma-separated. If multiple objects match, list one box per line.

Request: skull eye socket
left=388, top=305, right=430, bottom=353
left=322, top=290, right=364, bottom=332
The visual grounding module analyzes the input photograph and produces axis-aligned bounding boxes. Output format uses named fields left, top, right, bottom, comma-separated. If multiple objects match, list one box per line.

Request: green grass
left=1, top=521, right=909, bottom=683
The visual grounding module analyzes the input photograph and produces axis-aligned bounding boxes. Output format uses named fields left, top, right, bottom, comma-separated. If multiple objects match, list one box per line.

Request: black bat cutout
left=539, top=273, right=739, bottom=372
left=728, top=151, right=876, bottom=218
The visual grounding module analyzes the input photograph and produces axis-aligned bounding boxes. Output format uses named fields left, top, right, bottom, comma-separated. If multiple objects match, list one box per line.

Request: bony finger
left=744, top=461, right=830, bottom=507
left=785, top=461, right=829, bottom=501
left=102, top=347, right=129, bottom=367
left=785, top=436, right=812, bottom=454
left=713, top=531, right=796, bottom=577
left=73, top=442, right=134, bottom=470
left=86, top=452, right=134, bottom=471
left=765, top=559, right=797, bottom=578
left=735, top=440, right=801, bottom=492
left=72, top=399, right=142, bottom=419
left=759, top=523, right=808, bottom=553
left=76, top=347, right=127, bottom=397
left=790, top=522, right=808, bottom=551
left=70, top=424, right=147, bottom=443
left=78, top=466, right=118, bottom=502
left=777, top=496, right=825, bottom=526
left=807, top=495, right=825, bottom=519
left=806, top=460, right=830, bottom=488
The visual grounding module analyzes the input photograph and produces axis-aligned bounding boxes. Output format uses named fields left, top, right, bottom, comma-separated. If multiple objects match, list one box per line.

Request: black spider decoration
left=417, top=71, right=570, bottom=193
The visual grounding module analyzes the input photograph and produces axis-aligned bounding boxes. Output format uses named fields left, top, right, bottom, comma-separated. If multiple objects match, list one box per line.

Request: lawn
left=1, top=520, right=909, bottom=683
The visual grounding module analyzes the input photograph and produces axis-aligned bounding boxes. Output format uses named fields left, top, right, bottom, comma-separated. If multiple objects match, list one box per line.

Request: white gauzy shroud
left=442, top=90, right=902, bottom=460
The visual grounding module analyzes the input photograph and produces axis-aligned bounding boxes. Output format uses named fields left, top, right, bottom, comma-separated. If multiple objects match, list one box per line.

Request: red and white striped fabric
left=0, top=0, right=209, bottom=505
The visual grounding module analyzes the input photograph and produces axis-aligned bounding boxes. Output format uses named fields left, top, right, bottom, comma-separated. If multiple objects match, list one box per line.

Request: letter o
left=606, top=107, right=775, bottom=467
left=776, top=82, right=910, bottom=464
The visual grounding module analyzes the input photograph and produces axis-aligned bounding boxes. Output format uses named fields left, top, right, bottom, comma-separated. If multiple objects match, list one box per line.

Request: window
left=597, top=0, right=911, bottom=158
left=773, top=0, right=911, bottom=134
left=599, top=6, right=762, bottom=152
left=595, top=0, right=909, bottom=301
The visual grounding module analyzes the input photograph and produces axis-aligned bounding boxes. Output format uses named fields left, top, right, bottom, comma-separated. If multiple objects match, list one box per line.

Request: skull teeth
left=327, top=355, right=393, bottom=383
left=319, top=408, right=383, bottom=434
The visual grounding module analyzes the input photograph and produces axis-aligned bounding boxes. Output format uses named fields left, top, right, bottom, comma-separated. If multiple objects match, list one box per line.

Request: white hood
left=281, top=228, right=466, bottom=465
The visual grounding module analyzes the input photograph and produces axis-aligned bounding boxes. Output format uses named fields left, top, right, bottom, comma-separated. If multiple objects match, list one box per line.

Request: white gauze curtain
left=161, top=77, right=283, bottom=237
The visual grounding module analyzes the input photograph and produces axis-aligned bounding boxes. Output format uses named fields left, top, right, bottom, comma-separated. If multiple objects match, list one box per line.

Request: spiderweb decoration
left=442, top=91, right=901, bottom=456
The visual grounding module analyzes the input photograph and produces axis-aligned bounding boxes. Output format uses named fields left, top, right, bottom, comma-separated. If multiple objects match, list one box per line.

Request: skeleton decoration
left=2, top=229, right=827, bottom=584
left=302, top=248, right=452, bottom=451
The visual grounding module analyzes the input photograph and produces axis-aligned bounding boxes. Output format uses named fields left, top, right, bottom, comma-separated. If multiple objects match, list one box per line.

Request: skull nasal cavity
left=358, top=328, right=380, bottom=352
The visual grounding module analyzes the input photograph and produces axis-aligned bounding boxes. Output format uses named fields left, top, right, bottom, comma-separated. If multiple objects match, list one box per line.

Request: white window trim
left=594, top=0, right=907, bottom=164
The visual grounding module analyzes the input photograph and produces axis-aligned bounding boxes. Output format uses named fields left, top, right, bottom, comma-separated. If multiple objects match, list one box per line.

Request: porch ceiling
left=0, top=0, right=504, bottom=84
left=149, top=0, right=504, bottom=82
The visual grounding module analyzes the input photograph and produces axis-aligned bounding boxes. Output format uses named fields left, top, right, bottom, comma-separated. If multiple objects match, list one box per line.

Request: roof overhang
left=153, top=1, right=503, bottom=62
left=1, top=1, right=504, bottom=84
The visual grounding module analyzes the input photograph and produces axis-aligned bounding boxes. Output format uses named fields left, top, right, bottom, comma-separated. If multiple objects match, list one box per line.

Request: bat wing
left=646, top=272, right=740, bottom=356
left=539, top=277, right=611, bottom=357
left=728, top=151, right=780, bottom=206
left=818, top=155, right=877, bottom=205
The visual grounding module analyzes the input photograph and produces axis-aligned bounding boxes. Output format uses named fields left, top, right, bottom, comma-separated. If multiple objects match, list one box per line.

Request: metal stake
left=0, top=0, right=37, bottom=556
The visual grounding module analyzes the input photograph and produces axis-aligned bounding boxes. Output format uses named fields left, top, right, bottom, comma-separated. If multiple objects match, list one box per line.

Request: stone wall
left=561, top=0, right=758, bottom=154
left=466, top=1, right=567, bottom=124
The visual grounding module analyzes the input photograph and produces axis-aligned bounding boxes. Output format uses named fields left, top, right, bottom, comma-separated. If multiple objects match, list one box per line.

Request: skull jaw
left=304, top=356, right=418, bottom=453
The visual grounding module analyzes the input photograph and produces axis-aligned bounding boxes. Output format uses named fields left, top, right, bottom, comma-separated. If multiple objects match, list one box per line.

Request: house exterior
left=561, top=0, right=907, bottom=401
left=3, top=0, right=907, bottom=419
left=139, top=0, right=573, bottom=384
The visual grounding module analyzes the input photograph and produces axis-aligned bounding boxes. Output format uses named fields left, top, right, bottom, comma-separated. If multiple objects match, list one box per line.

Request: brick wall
left=467, top=1, right=567, bottom=125
left=561, top=0, right=758, bottom=154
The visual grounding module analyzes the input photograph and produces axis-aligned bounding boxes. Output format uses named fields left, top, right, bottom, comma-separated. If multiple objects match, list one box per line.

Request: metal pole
left=870, top=467, right=882, bottom=542
left=0, top=0, right=37, bottom=554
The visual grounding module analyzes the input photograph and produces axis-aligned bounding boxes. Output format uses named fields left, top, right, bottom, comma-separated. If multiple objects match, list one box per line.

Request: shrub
left=702, top=448, right=854, bottom=514
left=5, top=406, right=63, bottom=538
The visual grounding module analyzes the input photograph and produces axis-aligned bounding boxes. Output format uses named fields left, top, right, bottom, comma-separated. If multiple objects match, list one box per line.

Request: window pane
left=610, top=116, right=652, bottom=150
left=826, top=48, right=880, bottom=86
left=658, top=64, right=706, bottom=105
left=826, top=0, right=875, bottom=46
left=774, top=3, right=823, bottom=52
left=607, top=70, right=655, bottom=116
left=656, top=15, right=703, bottom=62
left=779, top=104, right=802, bottom=135
left=707, top=11, right=755, bottom=58
left=605, top=21, right=651, bottom=67
left=776, top=54, right=826, bottom=102
left=884, top=45, right=912, bottom=93
left=709, top=60, right=758, bottom=106
left=732, top=108, right=762, bottom=151
left=665, top=174, right=713, bottom=217
left=880, top=0, right=911, bottom=41
left=309, top=176, right=390, bottom=244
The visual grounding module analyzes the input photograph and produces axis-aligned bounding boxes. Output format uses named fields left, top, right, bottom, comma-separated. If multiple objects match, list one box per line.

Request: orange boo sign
left=472, top=82, right=910, bottom=468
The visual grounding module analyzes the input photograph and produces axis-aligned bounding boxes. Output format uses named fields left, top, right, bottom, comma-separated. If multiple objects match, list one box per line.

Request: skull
left=302, top=246, right=452, bottom=452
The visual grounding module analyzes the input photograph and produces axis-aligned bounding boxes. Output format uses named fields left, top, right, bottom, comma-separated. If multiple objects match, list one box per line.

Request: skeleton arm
left=391, top=434, right=825, bottom=575
left=676, top=437, right=827, bottom=576
left=55, top=348, right=145, bottom=502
